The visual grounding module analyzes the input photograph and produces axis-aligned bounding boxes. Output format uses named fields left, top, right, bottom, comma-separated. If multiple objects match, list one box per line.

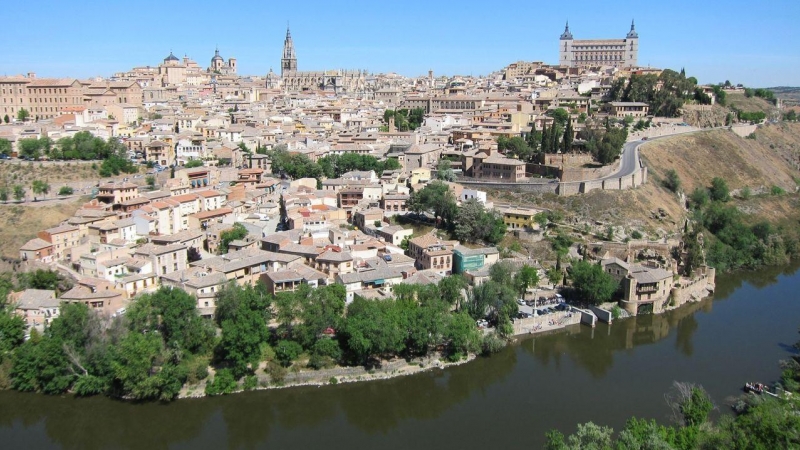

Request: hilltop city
left=2, top=20, right=792, bottom=396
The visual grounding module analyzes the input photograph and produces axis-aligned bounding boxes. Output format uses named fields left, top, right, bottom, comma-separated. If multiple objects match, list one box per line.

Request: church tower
left=281, top=27, right=297, bottom=76
left=559, top=21, right=574, bottom=67
left=625, top=20, right=639, bottom=67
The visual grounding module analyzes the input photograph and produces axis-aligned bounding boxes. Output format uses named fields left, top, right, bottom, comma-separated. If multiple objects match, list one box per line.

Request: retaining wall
left=457, top=156, right=648, bottom=197
left=590, top=306, right=614, bottom=324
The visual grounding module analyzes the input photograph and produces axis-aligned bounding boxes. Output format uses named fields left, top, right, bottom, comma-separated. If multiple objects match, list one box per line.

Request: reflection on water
left=1, top=263, right=799, bottom=450
left=524, top=297, right=710, bottom=378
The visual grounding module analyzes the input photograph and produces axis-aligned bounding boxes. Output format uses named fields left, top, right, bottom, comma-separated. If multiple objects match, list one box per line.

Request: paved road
left=600, top=139, right=643, bottom=181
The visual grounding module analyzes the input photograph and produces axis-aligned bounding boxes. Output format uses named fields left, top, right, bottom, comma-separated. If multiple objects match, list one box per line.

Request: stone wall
left=730, top=124, right=758, bottom=138
left=457, top=153, right=648, bottom=197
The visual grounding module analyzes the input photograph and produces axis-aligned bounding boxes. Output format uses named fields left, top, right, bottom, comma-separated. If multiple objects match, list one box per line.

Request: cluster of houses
left=2, top=34, right=718, bottom=331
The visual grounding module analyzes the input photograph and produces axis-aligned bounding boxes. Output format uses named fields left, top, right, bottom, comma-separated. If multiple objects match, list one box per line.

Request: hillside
left=0, top=160, right=102, bottom=188
left=725, top=92, right=779, bottom=116
left=0, top=198, right=86, bottom=259
left=641, top=123, right=800, bottom=195
left=488, top=122, right=800, bottom=248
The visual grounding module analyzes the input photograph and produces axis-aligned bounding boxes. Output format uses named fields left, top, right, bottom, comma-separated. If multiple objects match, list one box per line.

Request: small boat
left=744, top=382, right=767, bottom=394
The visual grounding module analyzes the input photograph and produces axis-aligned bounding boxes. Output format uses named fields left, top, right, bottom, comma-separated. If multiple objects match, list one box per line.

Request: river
left=1, top=262, right=799, bottom=450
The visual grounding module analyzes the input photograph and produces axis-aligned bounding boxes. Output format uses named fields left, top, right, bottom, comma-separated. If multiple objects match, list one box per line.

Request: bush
left=770, top=185, right=785, bottom=196
left=184, top=159, right=204, bottom=168
left=329, top=377, right=338, bottom=385
left=205, top=369, right=238, bottom=396
left=740, top=186, right=752, bottom=200
left=243, top=375, right=258, bottom=391
left=709, top=177, right=730, bottom=202
left=611, top=305, right=622, bottom=320
left=275, top=340, right=303, bottom=367
left=663, top=169, right=681, bottom=193
left=630, top=230, right=643, bottom=240
left=57, top=186, right=74, bottom=196
left=482, top=333, right=506, bottom=355
left=266, top=361, right=286, bottom=385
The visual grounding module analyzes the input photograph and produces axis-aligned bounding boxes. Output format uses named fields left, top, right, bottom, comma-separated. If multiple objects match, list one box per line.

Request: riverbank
left=179, top=352, right=478, bottom=399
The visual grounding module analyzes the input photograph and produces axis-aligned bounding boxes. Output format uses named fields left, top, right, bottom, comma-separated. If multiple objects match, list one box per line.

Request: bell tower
left=281, top=26, right=298, bottom=76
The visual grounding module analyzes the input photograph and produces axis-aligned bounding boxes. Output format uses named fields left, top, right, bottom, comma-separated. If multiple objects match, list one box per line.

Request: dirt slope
left=0, top=199, right=85, bottom=259
left=640, top=123, right=800, bottom=195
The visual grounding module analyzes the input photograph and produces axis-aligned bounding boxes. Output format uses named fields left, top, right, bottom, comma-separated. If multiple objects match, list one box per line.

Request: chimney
left=27, top=72, right=36, bottom=79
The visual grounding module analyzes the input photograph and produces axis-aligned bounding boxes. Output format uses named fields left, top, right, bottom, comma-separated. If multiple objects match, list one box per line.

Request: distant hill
left=766, top=86, right=800, bottom=105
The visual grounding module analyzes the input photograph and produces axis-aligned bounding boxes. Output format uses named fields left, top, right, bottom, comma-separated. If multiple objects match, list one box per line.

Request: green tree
left=184, top=159, right=203, bottom=168
left=3, top=114, right=9, bottom=124
left=339, top=297, right=405, bottom=363
left=145, top=175, right=156, bottom=189
left=454, top=198, right=506, bottom=244
left=436, top=159, right=456, bottom=181
left=218, top=223, right=248, bottom=254
left=17, top=108, right=30, bottom=122
left=205, top=368, right=238, bottom=396
left=407, top=181, right=457, bottom=227
left=214, top=284, right=271, bottom=379
left=514, top=264, right=540, bottom=296
left=0, top=306, right=25, bottom=355
left=274, top=340, right=303, bottom=367
left=548, top=108, right=570, bottom=128
left=0, top=186, right=8, bottom=203
left=18, top=138, right=42, bottom=159
left=439, top=275, right=468, bottom=307
left=0, top=138, right=11, bottom=156
left=709, top=177, right=730, bottom=202
left=663, top=169, right=681, bottom=193
left=568, top=260, right=619, bottom=305
left=31, top=180, right=50, bottom=199
left=562, top=117, right=574, bottom=153
left=58, top=186, right=74, bottom=196
left=444, top=311, right=482, bottom=361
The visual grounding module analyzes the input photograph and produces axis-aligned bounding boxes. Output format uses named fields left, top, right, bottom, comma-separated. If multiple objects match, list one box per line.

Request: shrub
left=329, top=377, right=338, bottom=385
left=663, top=169, right=681, bottom=193
left=709, top=177, right=730, bottom=202
left=770, top=185, right=785, bottom=196
left=266, top=361, right=286, bottom=385
left=57, top=186, right=74, bottom=196
left=630, top=230, right=643, bottom=240
left=611, top=305, right=622, bottom=320
left=482, top=333, right=506, bottom=355
left=205, top=369, right=238, bottom=396
left=243, top=375, right=258, bottom=391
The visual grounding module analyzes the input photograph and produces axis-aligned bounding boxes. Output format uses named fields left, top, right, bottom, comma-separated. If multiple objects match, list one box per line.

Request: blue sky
left=1, top=0, right=797, bottom=87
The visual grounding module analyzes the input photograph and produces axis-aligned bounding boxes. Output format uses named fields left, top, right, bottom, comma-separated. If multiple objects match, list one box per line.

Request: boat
left=744, top=382, right=766, bottom=394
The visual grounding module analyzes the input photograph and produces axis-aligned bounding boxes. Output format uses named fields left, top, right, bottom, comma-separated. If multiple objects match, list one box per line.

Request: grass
left=0, top=198, right=85, bottom=258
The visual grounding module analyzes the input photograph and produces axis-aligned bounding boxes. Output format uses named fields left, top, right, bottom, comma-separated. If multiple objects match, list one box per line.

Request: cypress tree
left=541, top=123, right=550, bottom=154
left=563, top=118, right=573, bottom=153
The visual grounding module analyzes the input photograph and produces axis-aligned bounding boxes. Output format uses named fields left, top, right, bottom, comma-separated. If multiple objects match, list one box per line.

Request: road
left=600, top=139, right=643, bottom=181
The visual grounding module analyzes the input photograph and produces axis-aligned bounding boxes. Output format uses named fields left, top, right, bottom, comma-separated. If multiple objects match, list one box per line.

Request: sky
left=0, top=0, right=797, bottom=87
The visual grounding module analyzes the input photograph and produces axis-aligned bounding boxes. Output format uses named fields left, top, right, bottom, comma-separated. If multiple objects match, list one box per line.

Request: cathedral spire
left=281, top=24, right=297, bottom=75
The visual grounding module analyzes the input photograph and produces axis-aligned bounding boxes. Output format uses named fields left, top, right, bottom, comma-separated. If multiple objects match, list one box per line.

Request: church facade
left=277, top=28, right=366, bottom=94
left=210, top=48, right=237, bottom=75
left=559, top=21, right=639, bottom=69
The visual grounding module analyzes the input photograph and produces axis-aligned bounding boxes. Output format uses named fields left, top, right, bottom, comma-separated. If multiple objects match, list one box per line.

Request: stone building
left=559, top=21, right=639, bottom=68
left=277, top=27, right=366, bottom=94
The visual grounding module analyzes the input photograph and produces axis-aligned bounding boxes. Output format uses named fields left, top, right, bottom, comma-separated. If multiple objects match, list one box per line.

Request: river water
left=1, top=263, right=799, bottom=450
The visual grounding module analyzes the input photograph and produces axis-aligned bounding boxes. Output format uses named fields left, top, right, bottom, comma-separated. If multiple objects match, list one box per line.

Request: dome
left=211, top=48, right=223, bottom=62
left=164, top=52, right=179, bottom=63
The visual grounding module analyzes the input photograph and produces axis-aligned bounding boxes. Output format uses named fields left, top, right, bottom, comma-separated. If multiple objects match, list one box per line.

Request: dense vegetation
left=608, top=69, right=704, bottom=117
left=383, top=108, right=425, bottom=131
left=267, top=148, right=400, bottom=181
left=546, top=328, right=800, bottom=450
left=407, top=181, right=507, bottom=244
left=317, top=153, right=401, bottom=178
left=0, top=269, right=519, bottom=398
left=685, top=177, right=800, bottom=273
left=2, top=288, right=214, bottom=400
